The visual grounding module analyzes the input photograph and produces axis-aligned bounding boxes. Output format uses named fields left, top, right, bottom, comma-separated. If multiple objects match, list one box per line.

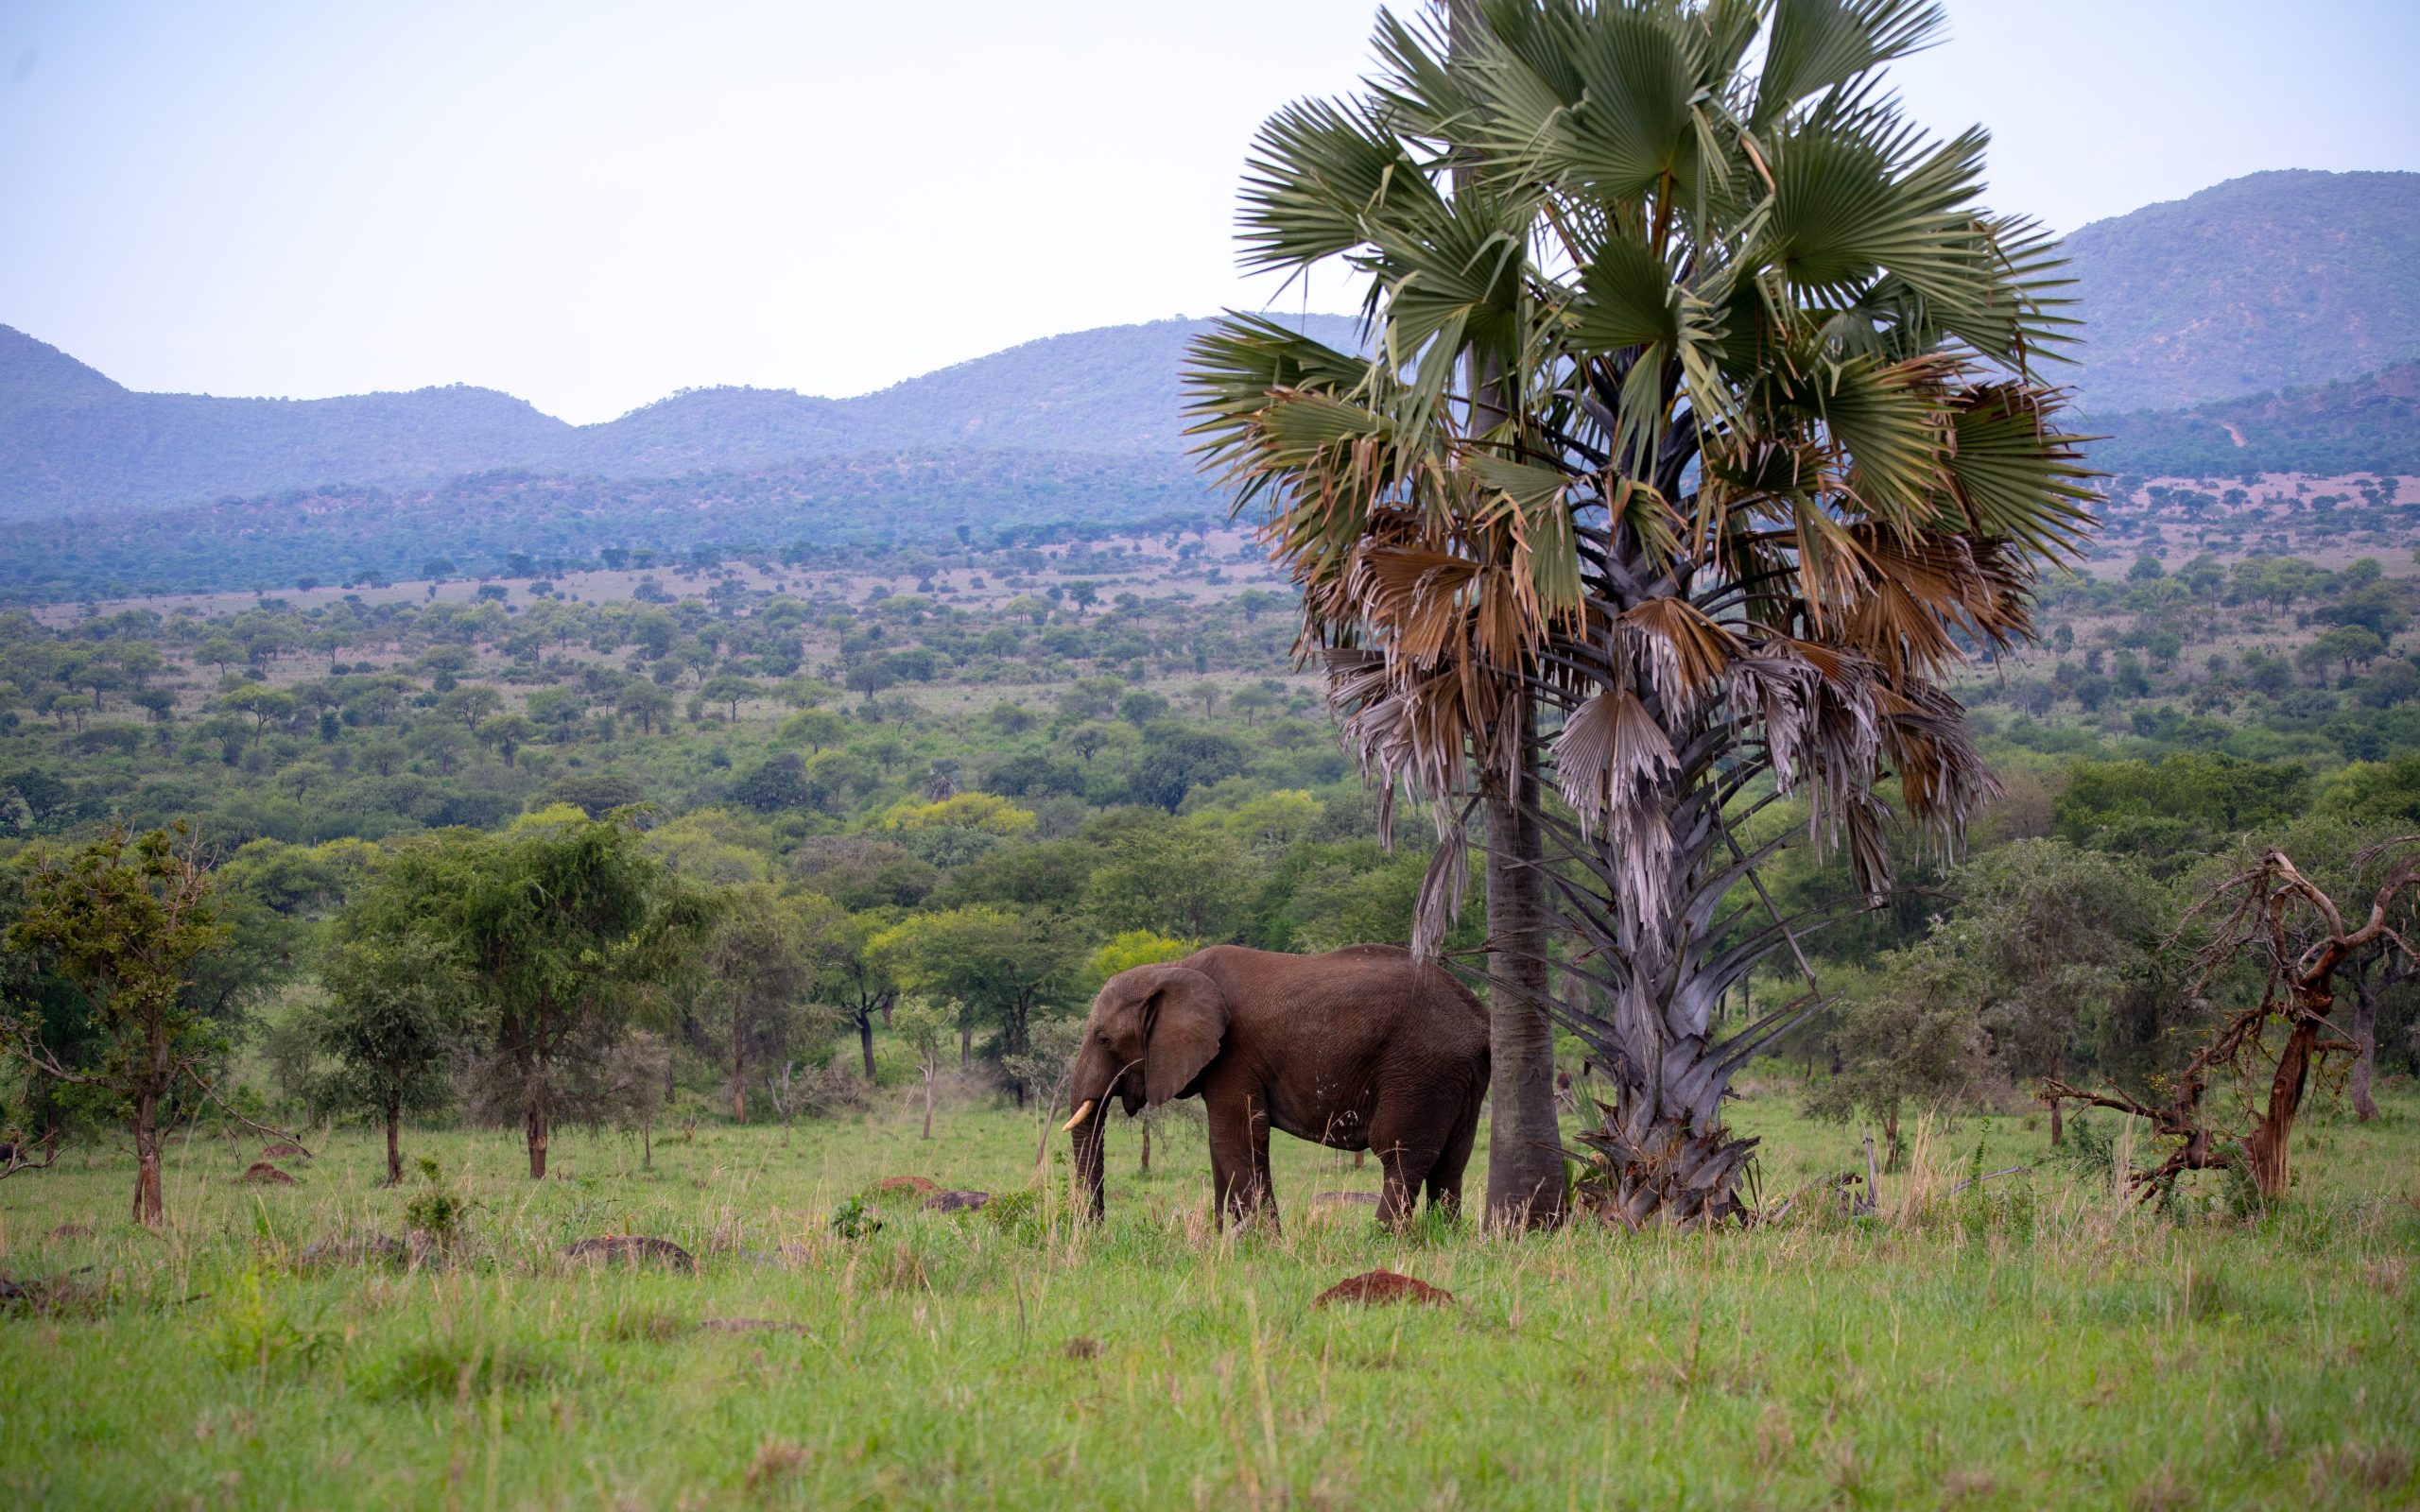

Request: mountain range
left=2, top=169, right=2415, bottom=541
left=0, top=317, right=1359, bottom=520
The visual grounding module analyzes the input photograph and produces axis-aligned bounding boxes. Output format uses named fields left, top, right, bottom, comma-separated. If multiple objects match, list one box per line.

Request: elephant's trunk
left=1069, top=1095, right=1107, bottom=1221
left=1064, top=1045, right=1137, bottom=1222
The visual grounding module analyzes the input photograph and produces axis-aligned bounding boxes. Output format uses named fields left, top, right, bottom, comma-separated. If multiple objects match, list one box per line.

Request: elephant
left=1060, top=943, right=1489, bottom=1229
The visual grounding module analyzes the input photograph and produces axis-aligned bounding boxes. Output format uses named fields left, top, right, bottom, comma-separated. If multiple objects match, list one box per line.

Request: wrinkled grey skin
left=1063, top=944, right=1489, bottom=1229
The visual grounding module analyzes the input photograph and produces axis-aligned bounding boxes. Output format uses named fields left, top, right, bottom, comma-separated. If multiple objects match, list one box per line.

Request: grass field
left=3, top=1081, right=2415, bottom=1510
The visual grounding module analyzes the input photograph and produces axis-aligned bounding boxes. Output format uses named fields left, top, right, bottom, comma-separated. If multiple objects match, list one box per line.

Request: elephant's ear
left=1141, top=966, right=1226, bottom=1106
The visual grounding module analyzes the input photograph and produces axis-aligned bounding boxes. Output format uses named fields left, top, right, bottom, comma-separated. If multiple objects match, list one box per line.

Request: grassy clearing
left=3, top=1085, right=2415, bottom=1510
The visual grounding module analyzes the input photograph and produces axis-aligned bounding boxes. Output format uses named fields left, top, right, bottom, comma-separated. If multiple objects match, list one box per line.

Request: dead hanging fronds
left=2043, top=839, right=2420, bottom=1202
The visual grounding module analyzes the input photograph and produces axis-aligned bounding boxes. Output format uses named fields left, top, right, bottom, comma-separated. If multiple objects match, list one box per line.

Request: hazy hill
left=0, top=315, right=1361, bottom=516
left=6, top=168, right=2416, bottom=523
left=0, top=326, right=574, bottom=515
left=2062, top=170, right=2420, bottom=416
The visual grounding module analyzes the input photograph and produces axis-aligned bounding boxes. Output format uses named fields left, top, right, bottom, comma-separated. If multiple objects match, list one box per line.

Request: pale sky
left=3, top=0, right=2414, bottom=424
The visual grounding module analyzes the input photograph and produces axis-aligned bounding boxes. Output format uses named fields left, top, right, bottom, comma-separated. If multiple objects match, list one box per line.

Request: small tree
left=1805, top=959, right=1992, bottom=1172
left=693, top=885, right=827, bottom=1122
left=4, top=825, right=231, bottom=1226
left=800, top=900, right=894, bottom=1080
left=869, top=904, right=1084, bottom=1100
left=377, top=814, right=701, bottom=1179
left=889, top=995, right=954, bottom=1140
left=1002, top=1015, right=1085, bottom=1170
left=316, top=929, right=471, bottom=1184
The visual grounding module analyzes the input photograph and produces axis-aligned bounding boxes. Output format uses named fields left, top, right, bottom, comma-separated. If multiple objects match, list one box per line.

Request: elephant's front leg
left=1247, top=1093, right=1279, bottom=1234
left=1206, top=1091, right=1276, bottom=1232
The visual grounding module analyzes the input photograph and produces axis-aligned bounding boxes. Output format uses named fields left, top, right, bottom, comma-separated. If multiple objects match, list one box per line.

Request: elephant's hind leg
left=1368, top=1106, right=1447, bottom=1229
left=1425, top=1091, right=1482, bottom=1220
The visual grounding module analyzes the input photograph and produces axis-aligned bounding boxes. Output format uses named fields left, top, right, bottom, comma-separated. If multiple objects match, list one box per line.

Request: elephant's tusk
left=1062, top=1099, right=1098, bottom=1133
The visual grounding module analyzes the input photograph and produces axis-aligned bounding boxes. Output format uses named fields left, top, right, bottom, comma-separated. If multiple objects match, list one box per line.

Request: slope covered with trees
left=2061, top=169, right=2420, bottom=416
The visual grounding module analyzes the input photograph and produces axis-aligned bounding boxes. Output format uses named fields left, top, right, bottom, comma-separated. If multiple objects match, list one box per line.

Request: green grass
left=3, top=1085, right=2416, bottom=1510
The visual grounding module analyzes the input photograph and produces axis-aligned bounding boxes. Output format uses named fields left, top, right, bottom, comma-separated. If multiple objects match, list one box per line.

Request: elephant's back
left=1187, top=944, right=1488, bottom=1051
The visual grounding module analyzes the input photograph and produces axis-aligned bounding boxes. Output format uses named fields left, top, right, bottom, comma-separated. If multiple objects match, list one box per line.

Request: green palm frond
left=1236, top=96, right=1439, bottom=275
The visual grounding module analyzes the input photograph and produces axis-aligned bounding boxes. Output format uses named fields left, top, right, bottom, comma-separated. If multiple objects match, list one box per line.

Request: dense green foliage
left=2092, top=363, right=2420, bottom=480
left=5, top=514, right=2418, bottom=1175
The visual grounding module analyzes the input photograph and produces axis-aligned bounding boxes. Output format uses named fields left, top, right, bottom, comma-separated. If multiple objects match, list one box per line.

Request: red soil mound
left=1312, top=1269, right=1456, bottom=1308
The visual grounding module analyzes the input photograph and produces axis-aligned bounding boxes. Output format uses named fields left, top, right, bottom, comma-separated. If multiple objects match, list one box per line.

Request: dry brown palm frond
left=1619, top=596, right=1739, bottom=710
left=1877, top=679, right=2000, bottom=849
left=1834, top=526, right=2037, bottom=680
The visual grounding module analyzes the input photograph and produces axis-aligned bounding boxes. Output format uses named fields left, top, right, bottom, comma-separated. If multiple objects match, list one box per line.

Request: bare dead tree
left=2043, top=840, right=2416, bottom=1201
left=765, top=1061, right=800, bottom=1145
left=0, top=1126, right=60, bottom=1180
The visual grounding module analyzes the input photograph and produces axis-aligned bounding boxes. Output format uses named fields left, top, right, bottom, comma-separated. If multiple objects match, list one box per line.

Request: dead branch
left=0, top=1127, right=60, bottom=1180
left=2046, top=840, right=2420, bottom=1201
left=181, top=1069, right=313, bottom=1158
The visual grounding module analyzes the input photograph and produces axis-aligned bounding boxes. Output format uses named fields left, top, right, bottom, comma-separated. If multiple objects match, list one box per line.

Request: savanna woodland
left=3, top=4, right=2415, bottom=1509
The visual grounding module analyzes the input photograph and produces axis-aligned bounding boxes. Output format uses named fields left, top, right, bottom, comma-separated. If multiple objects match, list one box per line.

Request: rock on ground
left=562, top=1235, right=697, bottom=1271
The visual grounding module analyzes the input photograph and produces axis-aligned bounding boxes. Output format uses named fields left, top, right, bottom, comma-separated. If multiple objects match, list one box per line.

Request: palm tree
left=1186, top=0, right=2093, bottom=1226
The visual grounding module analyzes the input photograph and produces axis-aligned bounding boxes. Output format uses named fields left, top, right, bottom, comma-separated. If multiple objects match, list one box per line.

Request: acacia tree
left=316, top=927, right=471, bottom=1184
left=381, top=815, right=700, bottom=1179
left=870, top=904, right=1083, bottom=1104
left=802, top=899, right=895, bottom=1080
left=1189, top=0, right=2091, bottom=1225
left=693, top=884, right=828, bottom=1121
left=1934, top=839, right=2167, bottom=1144
left=3, top=825, right=232, bottom=1226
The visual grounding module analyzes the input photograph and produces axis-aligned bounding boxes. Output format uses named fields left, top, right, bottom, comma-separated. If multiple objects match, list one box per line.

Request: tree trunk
left=524, top=1055, right=549, bottom=1180
left=2241, top=1017, right=2320, bottom=1199
left=959, top=1024, right=971, bottom=1069
left=731, top=1036, right=748, bottom=1123
left=2349, top=979, right=2380, bottom=1123
left=1483, top=703, right=1566, bottom=1231
left=385, top=1096, right=403, bottom=1185
left=2048, top=1094, right=2064, bottom=1148
left=131, top=1088, right=164, bottom=1228
left=858, top=1009, right=877, bottom=1081
left=922, top=1073, right=935, bottom=1140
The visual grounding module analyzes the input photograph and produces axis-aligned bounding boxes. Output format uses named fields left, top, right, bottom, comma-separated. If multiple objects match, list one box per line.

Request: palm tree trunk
left=1484, top=697, right=1566, bottom=1230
